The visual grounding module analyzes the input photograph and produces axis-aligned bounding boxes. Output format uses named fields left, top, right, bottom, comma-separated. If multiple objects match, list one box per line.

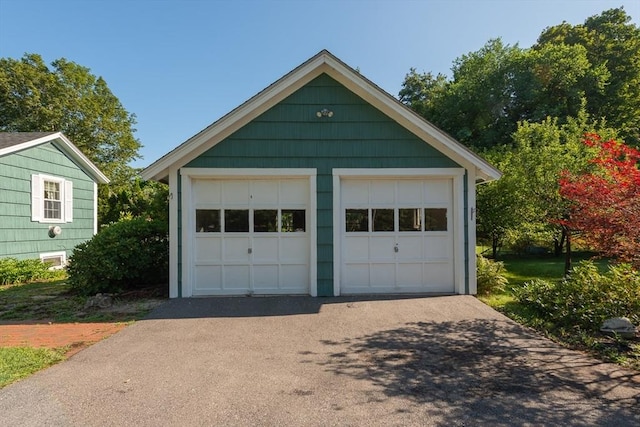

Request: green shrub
left=0, top=258, right=59, bottom=286
left=67, top=218, right=168, bottom=295
left=513, top=261, right=640, bottom=331
left=476, top=255, right=509, bottom=295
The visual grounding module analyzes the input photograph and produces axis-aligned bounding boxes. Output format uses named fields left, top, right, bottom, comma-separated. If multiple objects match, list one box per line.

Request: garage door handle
left=248, top=248, right=252, bottom=254
left=394, top=244, right=399, bottom=253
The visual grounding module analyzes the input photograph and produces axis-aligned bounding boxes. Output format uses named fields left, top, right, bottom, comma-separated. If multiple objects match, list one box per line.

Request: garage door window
left=225, top=209, right=249, bottom=232
left=254, top=209, right=278, bottom=232
left=282, top=209, right=305, bottom=232
left=424, top=208, right=447, bottom=231
left=372, top=209, right=394, bottom=232
left=196, top=209, right=220, bottom=232
left=399, top=208, right=421, bottom=232
left=346, top=209, right=368, bottom=232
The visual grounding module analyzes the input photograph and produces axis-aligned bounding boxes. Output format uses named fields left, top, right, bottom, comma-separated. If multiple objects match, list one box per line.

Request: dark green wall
left=184, top=73, right=460, bottom=296
left=0, top=142, right=96, bottom=260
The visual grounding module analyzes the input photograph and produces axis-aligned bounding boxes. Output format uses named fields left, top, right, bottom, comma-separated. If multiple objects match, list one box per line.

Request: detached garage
left=141, top=50, right=500, bottom=298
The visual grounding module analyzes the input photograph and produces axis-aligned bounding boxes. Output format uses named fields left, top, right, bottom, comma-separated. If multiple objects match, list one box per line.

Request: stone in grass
left=84, top=293, right=113, bottom=309
left=600, top=317, right=637, bottom=339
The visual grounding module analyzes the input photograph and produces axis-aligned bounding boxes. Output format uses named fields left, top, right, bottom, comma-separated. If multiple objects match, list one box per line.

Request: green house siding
left=183, top=74, right=461, bottom=296
left=0, top=142, right=96, bottom=260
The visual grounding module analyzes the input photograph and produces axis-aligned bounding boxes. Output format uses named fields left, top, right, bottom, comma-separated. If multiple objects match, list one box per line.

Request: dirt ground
left=0, top=322, right=127, bottom=356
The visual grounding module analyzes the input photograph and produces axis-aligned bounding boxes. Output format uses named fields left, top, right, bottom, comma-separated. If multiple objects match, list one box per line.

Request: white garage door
left=340, top=178, right=454, bottom=294
left=191, top=178, right=310, bottom=296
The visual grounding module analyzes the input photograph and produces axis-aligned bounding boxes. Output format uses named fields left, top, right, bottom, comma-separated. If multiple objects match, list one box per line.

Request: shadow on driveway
left=317, top=317, right=640, bottom=426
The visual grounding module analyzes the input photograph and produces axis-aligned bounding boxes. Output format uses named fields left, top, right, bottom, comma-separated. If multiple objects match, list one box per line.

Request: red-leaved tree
left=559, top=134, right=640, bottom=268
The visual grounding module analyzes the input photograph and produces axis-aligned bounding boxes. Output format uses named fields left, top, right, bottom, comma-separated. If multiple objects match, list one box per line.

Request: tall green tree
left=537, top=7, right=640, bottom=146
left=0, top=53, right=148, bottom=226
left=400, top=8, right=638, bottom=150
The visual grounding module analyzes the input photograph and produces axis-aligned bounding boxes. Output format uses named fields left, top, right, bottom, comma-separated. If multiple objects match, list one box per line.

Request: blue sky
left=0, top=0, right=638, bottom=168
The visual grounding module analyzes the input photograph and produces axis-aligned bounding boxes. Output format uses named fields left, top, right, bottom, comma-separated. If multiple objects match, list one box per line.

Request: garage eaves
left=141, top=50, right=502, bottom=184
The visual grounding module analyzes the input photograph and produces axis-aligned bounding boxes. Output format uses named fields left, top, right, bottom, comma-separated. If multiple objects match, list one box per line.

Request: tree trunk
left=554, top=228, right=567, bottom=257
left=564, top=227, right=572, bottom=276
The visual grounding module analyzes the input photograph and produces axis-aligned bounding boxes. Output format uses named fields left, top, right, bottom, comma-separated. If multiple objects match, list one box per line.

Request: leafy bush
left=0, top=258, right=60, bottom=286
left=513, top=261, right=640, bottom=331
left=476, top=255, right=508, bottom=295
left=68, top=218, right=168, bottom=295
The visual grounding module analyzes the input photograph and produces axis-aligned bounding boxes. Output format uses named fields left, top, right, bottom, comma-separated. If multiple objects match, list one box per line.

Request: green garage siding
left=184, top=74, right=460, bottom=296
left=0, top=142, right=96, bottom=260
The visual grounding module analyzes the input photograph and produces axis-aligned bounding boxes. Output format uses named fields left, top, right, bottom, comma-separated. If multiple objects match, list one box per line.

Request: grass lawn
left=0, top=279, right=167, bottom=388
left=0, top=347, right=65, bottom=388
left=0, top=280, right=166, bottom=323
left=479, top=253, right=640, bottom=371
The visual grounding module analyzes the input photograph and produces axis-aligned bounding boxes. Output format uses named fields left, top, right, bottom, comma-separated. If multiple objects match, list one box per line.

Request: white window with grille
left=31, top=174, right=73, bottom=223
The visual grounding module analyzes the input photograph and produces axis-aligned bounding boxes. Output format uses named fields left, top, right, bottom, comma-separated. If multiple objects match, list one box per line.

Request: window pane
left=399, top=208, right=421, bottom=231
left=372, top=209, right=394, bottom=232
left=254, top=209, right=278, bottom=232
left=196, top=209, right=220, bottom=232
left=44, top=200, right=61, bottom=219
left=281, top=209, right=305, bottom=232
left=44, top=181, right=60, bottom=201
left=224, top=209, right=249, bottom=232
left=424, top=208, right=447, bottom=231
left=346, top=209, right=368, bottom=232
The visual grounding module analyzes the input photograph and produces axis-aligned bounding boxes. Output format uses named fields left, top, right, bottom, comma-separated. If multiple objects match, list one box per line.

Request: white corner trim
left=93, top=182, right=98, bottom=234
left=169, top=168, right=179, bottom=298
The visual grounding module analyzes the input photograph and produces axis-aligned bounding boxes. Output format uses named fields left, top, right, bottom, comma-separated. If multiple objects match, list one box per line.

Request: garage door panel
left=195, top=237, right=222, bottom=262
left=424, top=237, right=450, bottom=258
left=280, top=265, right=308, bottom=290
left=344, top=264, right=369, bottom=287
left=397, top=263, right=423, bottom=287
left=252, top=237, right=280, bottom=262
left=370, top=264, right=395, bottom=287
left=396, top=236, right=423, bottom=260
left=370, top=236, right=396, bottom=259
left=223, top=181, right=250, bottom=205
left=253, top=265, right=279, bottom=289
left=397, top=181, right=423, bottom=204
left=224, top=266, right=251, bottom=289
left=191, top=177, right=311, bottom=296
left=341, top=177, right=455, bottom=294
left=342, top=181, right=369, bottom=204
left=370, top=181, right=395, bottom=204
left=193, top=180, right=221, bottom=204
left=280, top=237, right=309, bottom=263
left=224, top=237, right=250, bottom=262
left=252, top=181, right=279, bottom=205
left=280, top=180, right=309, bottom=205
left=423, top=180, right=451, bottom=204
left=194, top=266, right=223, bottom=292
left=344, top=237, right=370, bottom=261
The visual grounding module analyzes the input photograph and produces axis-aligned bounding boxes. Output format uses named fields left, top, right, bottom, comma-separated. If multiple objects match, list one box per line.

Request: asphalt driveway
left=1, top=295, right=638, bottom=426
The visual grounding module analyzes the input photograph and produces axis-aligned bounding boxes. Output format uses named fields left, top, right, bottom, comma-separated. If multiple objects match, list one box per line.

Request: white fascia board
left=321, top=63, right=501, bottom=183
left=141, top=59, right=330, bottom=182
left=52, top=133, right=110, bottom=184
left=141, top=50, right=501, bottom=183
left=0, top=132, right=110, bottom=184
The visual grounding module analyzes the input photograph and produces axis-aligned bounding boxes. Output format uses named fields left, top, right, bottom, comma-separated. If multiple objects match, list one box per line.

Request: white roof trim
left=0, top=132, right=110, bottom=184
left=141, top=50, right=501, bottom=183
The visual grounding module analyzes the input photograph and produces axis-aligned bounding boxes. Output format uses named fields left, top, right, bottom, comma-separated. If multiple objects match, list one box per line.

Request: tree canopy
left=0, top=53, right=141, bottom=180
left=400, top=7, right=639, bottom=150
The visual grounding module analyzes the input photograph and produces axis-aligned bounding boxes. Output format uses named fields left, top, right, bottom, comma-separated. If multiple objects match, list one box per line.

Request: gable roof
left=141, top=50, right=501, bottom=183
left=0, top=132, right=110, bottom=184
